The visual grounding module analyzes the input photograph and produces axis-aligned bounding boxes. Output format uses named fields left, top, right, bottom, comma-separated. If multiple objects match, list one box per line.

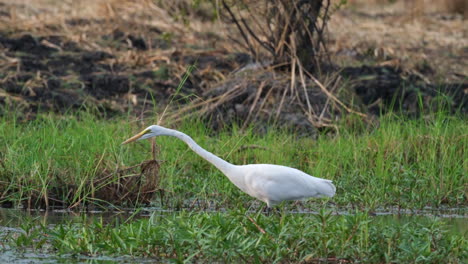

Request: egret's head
left=122, top=125, right=165, bottom=145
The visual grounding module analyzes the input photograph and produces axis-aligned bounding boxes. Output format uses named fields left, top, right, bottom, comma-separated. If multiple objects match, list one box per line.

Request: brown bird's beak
left=121, top=129, right=150, bottom=145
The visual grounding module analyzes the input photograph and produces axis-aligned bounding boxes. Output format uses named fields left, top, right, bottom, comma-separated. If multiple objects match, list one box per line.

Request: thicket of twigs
left=168, top=0, right=367, bottom=132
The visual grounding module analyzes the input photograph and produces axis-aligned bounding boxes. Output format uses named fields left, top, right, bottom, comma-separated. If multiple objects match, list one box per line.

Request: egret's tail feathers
left=319, top=180, right=336, bottom=198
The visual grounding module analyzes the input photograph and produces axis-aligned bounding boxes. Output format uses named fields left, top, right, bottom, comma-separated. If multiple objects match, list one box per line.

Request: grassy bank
left=0, top=112, right=466, bottom=210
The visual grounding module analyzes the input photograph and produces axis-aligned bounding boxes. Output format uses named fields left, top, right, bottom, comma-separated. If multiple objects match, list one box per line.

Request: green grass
left=2, top=210, right=466, bottom=263
left=0, top=111, right=466, bottom=210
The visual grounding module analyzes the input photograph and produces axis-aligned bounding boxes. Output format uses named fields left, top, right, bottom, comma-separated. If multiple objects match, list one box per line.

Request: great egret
left=122, top=125, right=336, bottom=207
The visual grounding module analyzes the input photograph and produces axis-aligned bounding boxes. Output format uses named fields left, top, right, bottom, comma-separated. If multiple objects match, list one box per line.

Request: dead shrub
left=220, top=0, right=337, bottom=72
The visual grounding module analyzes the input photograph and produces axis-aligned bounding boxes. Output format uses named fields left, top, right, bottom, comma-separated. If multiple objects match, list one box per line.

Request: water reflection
left=0, top=208, right=143, bottom=227
left=373, top=214, right=467, bottom=235
left=1, top=207, right=466, bottom=232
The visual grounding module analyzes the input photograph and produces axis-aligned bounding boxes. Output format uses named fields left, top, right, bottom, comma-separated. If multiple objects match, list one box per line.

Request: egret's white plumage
left=122, top=125, right=336, bottom=207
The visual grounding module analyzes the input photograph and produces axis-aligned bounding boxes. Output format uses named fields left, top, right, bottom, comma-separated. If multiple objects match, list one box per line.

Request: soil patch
left=1, top=31, right=465, bottom=132
left=0, top=0, right=466, bottom=126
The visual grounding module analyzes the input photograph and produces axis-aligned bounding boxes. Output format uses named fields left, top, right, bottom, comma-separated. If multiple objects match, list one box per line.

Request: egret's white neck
left=159, top=127, right=235, bottom=174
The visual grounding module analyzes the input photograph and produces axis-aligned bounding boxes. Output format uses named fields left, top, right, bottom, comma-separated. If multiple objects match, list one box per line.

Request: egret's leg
left=262, top=206, right=281, bottom=215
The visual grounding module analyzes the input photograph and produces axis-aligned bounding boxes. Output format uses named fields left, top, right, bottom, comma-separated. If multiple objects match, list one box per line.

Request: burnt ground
left=0, top=0, right=466, bottom=128
left=0, top=30, right=248, bottom=117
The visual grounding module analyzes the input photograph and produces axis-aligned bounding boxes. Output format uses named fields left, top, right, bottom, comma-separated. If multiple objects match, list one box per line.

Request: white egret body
left=123, top=125, right=336, bottom=207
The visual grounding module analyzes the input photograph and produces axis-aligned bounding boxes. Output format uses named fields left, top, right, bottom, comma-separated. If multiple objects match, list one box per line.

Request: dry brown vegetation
left=330, top=0, right=467, bottom=78
left=0, top=0, right=466, bottom=131
left=347, top=0, right=467, bottom=16
left=19, top=159, right=161, bottom=209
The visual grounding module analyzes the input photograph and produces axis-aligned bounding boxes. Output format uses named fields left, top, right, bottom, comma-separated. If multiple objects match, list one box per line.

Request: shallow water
left=0, top=207, right=466, bottom=263
left=0, top=209, right=156, bottom=263
left=0, top=249, right=156, bottom=264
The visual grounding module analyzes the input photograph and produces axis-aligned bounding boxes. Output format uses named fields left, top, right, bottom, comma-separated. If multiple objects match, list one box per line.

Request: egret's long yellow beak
left=122, top=129, right=150, bottom=145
